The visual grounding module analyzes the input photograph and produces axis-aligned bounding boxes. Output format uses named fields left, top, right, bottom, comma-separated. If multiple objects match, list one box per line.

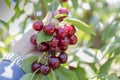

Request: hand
left=11, top=29, right=36, bottom=56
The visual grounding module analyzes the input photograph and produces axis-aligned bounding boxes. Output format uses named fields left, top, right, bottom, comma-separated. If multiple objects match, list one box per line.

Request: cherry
left=43, top=24, right=56, bottom=35
left=56, top=26, right=68, bottom=39
left=30, top=34, right=37, bottom=45
left=60, top=45, right=68, bottom=51
left=37, top=42, right=50, bottom=52
left=31, top=61, right=42, bottom=73
left=60, top=0, right=67, bottom=2
left=64, top=24, right=76, bottom=36
left=58, top=52, right=67, bottom=64
left=69, top=35, right=78, bottom=45
left=40, top=65, right=50, bottom=75
left=33, top=21, right=43, bottom=31
left=49, top=36, right=59, bottom=47
left=59, top=37, right=69, bottom=47
left=50, top=46, right=60, bottom=52
left=48, top=56, right=60, bottom=70
left=58, top=8, right=68, bottom=15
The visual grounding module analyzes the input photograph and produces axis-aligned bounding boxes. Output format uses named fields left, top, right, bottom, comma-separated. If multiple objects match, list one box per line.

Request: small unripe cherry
left=33, top=21, right=43, bottom=31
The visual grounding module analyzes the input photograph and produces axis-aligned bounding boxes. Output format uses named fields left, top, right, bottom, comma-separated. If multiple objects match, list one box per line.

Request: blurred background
left=0, top=0, right=120, bottom=80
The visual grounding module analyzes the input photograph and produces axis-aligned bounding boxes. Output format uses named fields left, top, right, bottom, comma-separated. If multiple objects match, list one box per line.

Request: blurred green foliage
left=0, top=0, right=120, bottom=79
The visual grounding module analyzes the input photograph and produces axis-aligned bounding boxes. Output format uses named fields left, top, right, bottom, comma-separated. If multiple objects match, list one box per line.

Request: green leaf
left=4, top=0, right=11, bottom=8
left=71, top=0, right=78, bottom=9
left=22, top=56, right=39, bottom=73
left=54, top=14, right=67, bottom=19
left=98, top=57, right=114, bottom=75
left=107, top=73, right=119, bottom=80
left=72, top=66, right=88, bottom=80
left=64, top=18, right=96, bottom=35
left=20, top=73, right=37, bottom=80
left=55, top=67, right=78, bottom=80
left=37, top=30, right=54, bottom=44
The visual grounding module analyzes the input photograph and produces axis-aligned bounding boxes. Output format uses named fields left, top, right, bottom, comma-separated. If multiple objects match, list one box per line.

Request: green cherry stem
left=38, top=52, right=46, bottom=63
left=51, top=69, right=56, bottom=80
left=31, top=68, right=40, bottom=80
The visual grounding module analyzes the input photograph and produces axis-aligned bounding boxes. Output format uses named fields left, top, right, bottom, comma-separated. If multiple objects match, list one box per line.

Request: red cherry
left=48, top=56, right=60, bottom=70
left=40, top=65, right=51, bottom=75
left=58, top=52, right=68, bottom=64
left=69, top=35, right=78, bottom=45
left=43, top=24, right=56, bottom=35
left=56, top=26, right=68, bottom=39
left=59, top=37, right=69, bottom=47
left=58, top=8, right=68, bottom=15
left=50, top=46, right=60, bottom=52
left=37, top=42, right=50, bottom=52
left=60, top=0, right=67, bottom=2
left=33, top=21, right=43, bottom=31
left=60, top=45, right=68, bottom=51
left=64, top=24, right=76, bottom=36
left=50, top=36, right=59, bottom=47
left=31, top=61, right=42, bottom=74
left=30, top=34, right=37, bottom=45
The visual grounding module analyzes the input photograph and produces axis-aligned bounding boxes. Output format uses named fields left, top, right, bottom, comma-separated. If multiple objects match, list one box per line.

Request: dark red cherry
left=50, top=46, right=60, bottom=52
left=60, top=0, right=67, bottom=2
left=48, top=56, right=60, bottom=70
left=59, top=37, right=69, bottom=46
left=56, top=26, right=68, bottom=39
left=37, top=42, right=50, bottom=52
left=64, top=24, right=76, bottom=36
left=69, top=35, right=78, bottom=45
left=33, top=21, right=43, bottom=31
left=31, top=61, right=42, bottom=73
left=50, top=36, right=59, bottom=47
left=43, top=24, right=56, bottom=35
left=58, top=52, right=68, bottom=64
left=30, top=34, right=37, bottom=45
left=60, top=45, right=68, bottom=51
left=40, top=65, right=50, bottom=75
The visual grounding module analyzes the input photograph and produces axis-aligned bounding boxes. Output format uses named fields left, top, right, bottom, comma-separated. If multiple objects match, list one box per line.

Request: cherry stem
left=51, top=69, right=56, bottom=80
left=38, top=52, right=46, bottom=63
left=31, top=68, right=40, bottom=80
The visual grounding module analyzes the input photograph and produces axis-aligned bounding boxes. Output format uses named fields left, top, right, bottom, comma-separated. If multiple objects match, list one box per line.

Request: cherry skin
left=59, top=37, right=69, bottom=47
left=43, top=24, right=56, bottom=35
left=69, top=35, right=78, bottom=45
left=49, top=36, right=59, bottom=47
left=30, top=34, right=37, bottom=45
left=60, top=45, right=68, bottom=51
left=50, top=46, right=60, bottom=52
left=64, top=24, right=76, bottom=36
left=31, top=61, right=42, bottom=74
left=40, top=65, right=51, bottom=75
left=56, top=26, right=68, bottom=39
left=33, top=21, right=43, bottom=31
left=58, top=52, right=68, bottom=64
left=37, top=42, right=50, bottom=52
left=48, top=56, right=60, bottom=70
left=58, top=8, right=69, bottom=15
left=60, top=0, right=67, bottom=2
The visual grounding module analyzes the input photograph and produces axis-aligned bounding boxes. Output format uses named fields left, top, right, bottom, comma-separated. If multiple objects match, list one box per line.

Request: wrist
left=3, top=52, right=24, bottom=67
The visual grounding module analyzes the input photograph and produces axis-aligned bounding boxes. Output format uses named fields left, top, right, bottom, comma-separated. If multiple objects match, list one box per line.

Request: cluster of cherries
left=30, top=8, right=78, bottom=75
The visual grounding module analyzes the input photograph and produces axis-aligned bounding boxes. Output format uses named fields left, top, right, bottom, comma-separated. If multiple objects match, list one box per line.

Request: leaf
left=72, top=66, right=88, bottom=80
left=107, top=73, right=119, bottom=80
left=55, top=67, right=78, bottom=80
left=71, top=0, right=78, bottom=9
left=37, top=30, right=53, bottom=44
left=22, top=56, right=39, bottom=73
left=20, top=73, right=37, bottom=80
left=98, top=57, right=114, bottom=75
left=64, top=18, right=96, bottom=35
left=54, top=14, right=67, bottom=19
left=4, top=0, right=11, bottom=8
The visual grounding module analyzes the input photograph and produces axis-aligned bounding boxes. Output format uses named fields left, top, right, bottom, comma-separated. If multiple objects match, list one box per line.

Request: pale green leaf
left=4, top=0, right=11, bottom=8
left=20, top=73, right=37, bottom=80
left=54, top=14, right=67, bottom=19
